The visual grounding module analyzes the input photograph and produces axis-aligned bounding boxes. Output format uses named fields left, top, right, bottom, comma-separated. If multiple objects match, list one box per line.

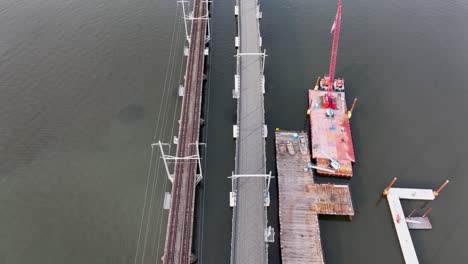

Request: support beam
left=153, top=141, right=174, bottom=183
left=229, top=172, right=273, bottom=207
left=189, top=141, right=205, bottom=184
left=178, top=0, right=191, bottom=44
left=152, top=141, right=205, bottom=185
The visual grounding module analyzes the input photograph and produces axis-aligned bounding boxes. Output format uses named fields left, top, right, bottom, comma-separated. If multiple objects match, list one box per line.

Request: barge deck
left=308, top=89, right=355, bottom=177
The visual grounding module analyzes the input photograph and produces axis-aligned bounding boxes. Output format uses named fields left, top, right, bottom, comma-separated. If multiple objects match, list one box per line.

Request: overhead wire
left=133, top=2, right=184, bottom=264
left=140, top=6, right=185, bottom=264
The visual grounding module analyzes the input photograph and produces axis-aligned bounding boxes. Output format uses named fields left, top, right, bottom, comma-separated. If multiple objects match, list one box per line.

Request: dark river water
left=1, top=0, right=467, bottom=263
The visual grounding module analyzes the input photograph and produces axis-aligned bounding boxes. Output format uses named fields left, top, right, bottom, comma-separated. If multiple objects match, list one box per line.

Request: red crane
left=324, top=0, right=342, bottom=109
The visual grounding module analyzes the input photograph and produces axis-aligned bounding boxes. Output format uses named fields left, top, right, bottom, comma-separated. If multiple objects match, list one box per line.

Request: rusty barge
left=307, top=0, right=356, bottom=177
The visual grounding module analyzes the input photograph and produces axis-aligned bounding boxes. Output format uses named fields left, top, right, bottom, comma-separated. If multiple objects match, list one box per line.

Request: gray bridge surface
left=231, top=0, right=268, bottom=263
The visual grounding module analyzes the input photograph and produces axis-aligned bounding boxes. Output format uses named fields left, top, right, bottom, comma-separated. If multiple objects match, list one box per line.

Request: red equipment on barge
left=308, top=0, right=356, bottom=177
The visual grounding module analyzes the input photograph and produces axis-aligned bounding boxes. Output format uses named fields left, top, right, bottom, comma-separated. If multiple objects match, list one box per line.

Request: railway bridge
left=156, top=0, right=209, bottom=262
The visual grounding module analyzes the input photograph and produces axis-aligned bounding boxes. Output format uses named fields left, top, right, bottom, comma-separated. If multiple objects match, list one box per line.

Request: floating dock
left=275, top=131, right=354, bottom=264
left=308, top=89, right=355, bottom=177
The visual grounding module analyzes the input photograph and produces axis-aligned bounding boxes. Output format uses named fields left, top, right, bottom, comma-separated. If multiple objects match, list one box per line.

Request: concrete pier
left=386, top=188, right=435, bottom=264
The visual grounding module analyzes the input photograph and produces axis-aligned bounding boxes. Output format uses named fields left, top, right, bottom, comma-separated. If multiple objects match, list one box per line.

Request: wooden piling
left=383, top=177, right=398, bottom=196
left=433, top=180, right=449, bottom=197
left=347, top=98, right=358, bottom=119
left=314, top=76, right=320, bottom=90
left=422, top=207, right=433, bottom=218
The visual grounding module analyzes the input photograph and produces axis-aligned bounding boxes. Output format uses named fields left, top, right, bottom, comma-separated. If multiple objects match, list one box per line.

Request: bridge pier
left=190, top=253, right=198, bottom=263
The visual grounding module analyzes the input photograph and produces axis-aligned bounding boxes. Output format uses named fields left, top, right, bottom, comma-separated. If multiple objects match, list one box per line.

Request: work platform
left=275, top=131, right=354, bottom=264
left=308, top=90, right=355, bottom=177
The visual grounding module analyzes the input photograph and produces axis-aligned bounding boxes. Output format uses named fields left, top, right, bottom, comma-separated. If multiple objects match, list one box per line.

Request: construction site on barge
left=307, top=0, right=357, bottom=177
left=275, top=1, right=357, bottom=262
left=275, top=131, right=354, bottom=263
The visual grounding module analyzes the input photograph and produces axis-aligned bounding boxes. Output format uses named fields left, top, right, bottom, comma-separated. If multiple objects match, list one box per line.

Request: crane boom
left=327, top=0, right=342, bottom=98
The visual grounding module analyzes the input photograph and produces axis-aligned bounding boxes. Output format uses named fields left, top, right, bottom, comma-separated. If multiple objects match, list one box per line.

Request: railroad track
left=163, top=0, right=207, bottom=262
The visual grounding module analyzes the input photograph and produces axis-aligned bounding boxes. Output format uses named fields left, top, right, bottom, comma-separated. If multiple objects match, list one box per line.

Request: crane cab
left=319, top=76, right=330, bottom=90
left=322, top=94, right=337, bottom=109
left=334, top=78, right=345, bottom=92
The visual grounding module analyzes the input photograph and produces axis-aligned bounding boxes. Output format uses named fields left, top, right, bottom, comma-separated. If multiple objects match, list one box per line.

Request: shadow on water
left=319, top=215, right=353, bottom=222
left=117, top=104, right=146, bottom=124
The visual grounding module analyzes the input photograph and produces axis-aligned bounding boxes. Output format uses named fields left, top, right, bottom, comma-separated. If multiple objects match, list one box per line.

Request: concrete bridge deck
left=231, top=0, right=268, bottom=263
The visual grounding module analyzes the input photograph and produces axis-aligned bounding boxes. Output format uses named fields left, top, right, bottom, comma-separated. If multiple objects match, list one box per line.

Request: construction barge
left=274, top=2, right=357, bottom=263
left=275, top=131, right=354, bottom=263
left=307, top=0, right=356, bottom=177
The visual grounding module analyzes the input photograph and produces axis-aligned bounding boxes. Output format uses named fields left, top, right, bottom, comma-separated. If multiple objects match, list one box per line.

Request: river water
left=0, top=0, right=185, bottom=263
left=1, top=0, right=467, bottom=263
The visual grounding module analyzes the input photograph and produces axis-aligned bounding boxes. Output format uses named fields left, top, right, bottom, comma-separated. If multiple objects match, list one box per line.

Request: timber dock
left=275, top=131, right=354, bottom=263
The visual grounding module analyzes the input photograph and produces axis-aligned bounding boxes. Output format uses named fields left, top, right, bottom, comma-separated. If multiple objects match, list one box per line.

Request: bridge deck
left=275, top=131, right=354, bottom=264
left=231, top=0, right=267, bottom=263
left=162, top=0, right=208, bottom=263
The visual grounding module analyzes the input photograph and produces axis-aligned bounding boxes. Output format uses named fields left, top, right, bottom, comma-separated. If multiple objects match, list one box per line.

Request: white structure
left=229, top=172, right=273, bottom=207
left=152, top=141, right=204, bottom=184
left=386, top=187, right=435, bottom=264
left=179, top=0, right=211, bottom=44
